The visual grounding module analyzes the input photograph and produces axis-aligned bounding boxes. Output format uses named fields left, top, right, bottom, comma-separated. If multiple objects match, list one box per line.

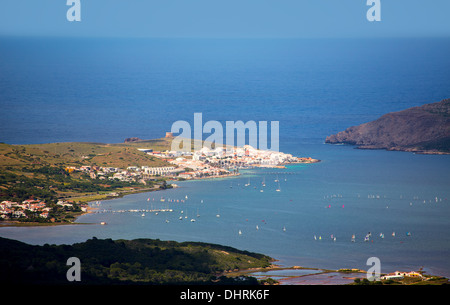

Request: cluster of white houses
left=66, top=144, right=317, bottom=184
left=138, top=145, right=319, bottom=180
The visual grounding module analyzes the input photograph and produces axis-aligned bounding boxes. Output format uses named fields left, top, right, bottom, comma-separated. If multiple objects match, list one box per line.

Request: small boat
left=238, top=230, right=242, bottom=235
left=260, top=189, right=264, bottom=192
left=406, top=232, right=411, bottom=236
left=351, top=234, right=356, bottom=242
left=190, top=218, right=196, bottom=222
left=283, top=226, right=286, bottom=232
left=100, top=221, right=107, bottom=225
left=380, top=233, right=384, bottom=238
left=314, top=235, right=317, bottom=240
left=141, top=213, right=145, bottom=217
left=165, top=219, right=169, bottom=223
left=392, top=231, right=396, bottom=237
left=179, top=216, right=183, bottom=220
left=256, top=225, right=259, bottom=230
left=364, top=236, right=370, bottom=242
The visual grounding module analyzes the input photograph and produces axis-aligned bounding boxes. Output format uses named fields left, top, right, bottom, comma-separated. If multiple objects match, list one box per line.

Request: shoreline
left=3, top=161, right=446, bottom=284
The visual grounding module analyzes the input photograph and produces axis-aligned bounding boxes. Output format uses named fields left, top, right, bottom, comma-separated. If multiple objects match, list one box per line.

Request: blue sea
left=1, top=37, right=450, bottom=277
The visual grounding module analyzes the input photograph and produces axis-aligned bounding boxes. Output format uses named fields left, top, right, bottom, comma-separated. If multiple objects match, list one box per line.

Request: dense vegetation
left=0, top=237, right=273, bottom=284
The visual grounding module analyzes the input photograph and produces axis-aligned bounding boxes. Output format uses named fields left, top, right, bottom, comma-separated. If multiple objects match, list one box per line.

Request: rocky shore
left=325, top=98, right=450, bottom=154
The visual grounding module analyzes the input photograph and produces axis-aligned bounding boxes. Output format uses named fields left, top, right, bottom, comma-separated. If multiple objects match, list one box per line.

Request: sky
left=0, top=0, right=449, bottom=38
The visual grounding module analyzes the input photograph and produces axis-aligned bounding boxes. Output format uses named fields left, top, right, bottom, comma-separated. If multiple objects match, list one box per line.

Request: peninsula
left=0, top=136, right=318, bottom=225
left=325, top=98, right=450, bottom=154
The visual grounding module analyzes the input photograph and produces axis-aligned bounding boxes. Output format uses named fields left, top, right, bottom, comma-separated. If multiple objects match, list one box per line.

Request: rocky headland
left=325, top=98, right=450, bottom=154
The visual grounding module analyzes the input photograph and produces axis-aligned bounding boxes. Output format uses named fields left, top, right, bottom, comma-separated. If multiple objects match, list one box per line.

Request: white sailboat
left=282, top=226, right=286, bottom=232
left=238, top=230, right=242, bottom=235
left=276, top=181, right=281, bottom=192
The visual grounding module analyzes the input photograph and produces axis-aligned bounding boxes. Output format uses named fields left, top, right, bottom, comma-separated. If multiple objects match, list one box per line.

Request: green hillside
left=0, top=237, right=273, bottom=284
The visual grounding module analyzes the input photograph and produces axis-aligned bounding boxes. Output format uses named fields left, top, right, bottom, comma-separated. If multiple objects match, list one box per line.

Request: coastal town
left=0, top=141, right=319, bottom=222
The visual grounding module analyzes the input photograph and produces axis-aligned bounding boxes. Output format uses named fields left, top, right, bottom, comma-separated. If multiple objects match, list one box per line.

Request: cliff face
left=325, top=98, right=450, bottom=154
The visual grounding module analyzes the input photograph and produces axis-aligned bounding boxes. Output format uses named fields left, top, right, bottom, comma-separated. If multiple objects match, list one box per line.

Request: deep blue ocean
left=1, top=37, right=450, bottom=277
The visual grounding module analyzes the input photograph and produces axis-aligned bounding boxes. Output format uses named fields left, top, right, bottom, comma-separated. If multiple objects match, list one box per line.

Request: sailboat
left=262, top=177, right=266, bottom=187
left=351, top=234, right=356, bottom=242
left=256, top=225, right=259, bottom=230
left=141, top=213, right=145, bottom=217
left=380, top=233, right=384, bottom=239
left=282, top=226, right=286, bottom=232
left=216, top=209, right=220, bottom=218
left=274, top=175, right=279, bottom=182
left=276, top=181, right=281, bottom=192
left=238, top=230, right=242, bottom=235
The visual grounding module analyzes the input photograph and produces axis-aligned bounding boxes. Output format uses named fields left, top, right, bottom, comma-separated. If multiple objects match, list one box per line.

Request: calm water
left=0, top=37, right=450, bottom=277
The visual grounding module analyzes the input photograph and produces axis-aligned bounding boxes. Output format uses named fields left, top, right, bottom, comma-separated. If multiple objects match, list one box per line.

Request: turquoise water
left=1, top=144, right=449, bottom=277
left=0, top=37, right=450, bottom=278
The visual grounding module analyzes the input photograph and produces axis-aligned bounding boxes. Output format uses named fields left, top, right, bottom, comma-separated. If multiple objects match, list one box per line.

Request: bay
left=0, top=37, right=449, bottom=278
